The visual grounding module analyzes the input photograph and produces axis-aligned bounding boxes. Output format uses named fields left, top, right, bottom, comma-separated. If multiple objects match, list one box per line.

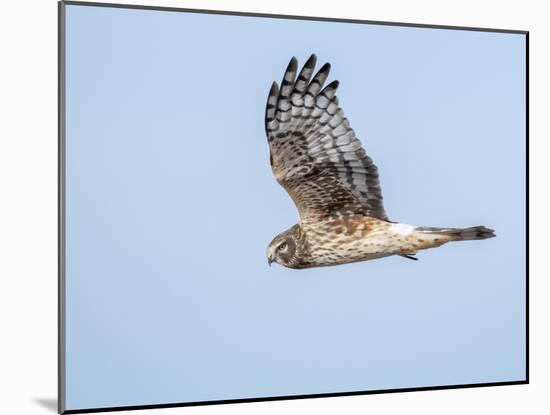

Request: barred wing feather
left=265, top=54, right=388, bottom=222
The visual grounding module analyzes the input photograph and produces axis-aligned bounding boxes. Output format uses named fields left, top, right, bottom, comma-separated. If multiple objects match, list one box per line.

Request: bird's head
left=267, top=226, right=301, bottom=268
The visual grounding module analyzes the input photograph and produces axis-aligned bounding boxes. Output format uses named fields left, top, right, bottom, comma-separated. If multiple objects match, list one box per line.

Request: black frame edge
left=61, top=0, right=528, bottom=34
left=58, top=1, right=530, bottom=413
left=525, top=31, right=530, bottom=384
left=58, top=1, right=67, bottom=414
left=62, top=381, right=528, bottom=414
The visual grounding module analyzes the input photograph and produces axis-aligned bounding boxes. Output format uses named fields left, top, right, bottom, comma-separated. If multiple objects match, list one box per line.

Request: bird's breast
left=300, top=215, right=396, bottom=266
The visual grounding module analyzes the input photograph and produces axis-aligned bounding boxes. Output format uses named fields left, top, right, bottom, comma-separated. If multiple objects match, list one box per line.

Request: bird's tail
left=415, top=225, right=496, bottom=241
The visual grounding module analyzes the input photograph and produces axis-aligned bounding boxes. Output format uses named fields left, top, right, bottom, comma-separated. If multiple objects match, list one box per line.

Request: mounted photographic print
left=58, top=1, right=528, bottom=413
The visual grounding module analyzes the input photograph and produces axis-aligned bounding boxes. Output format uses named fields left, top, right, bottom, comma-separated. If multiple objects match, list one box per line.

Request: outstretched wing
left=265, top=54, right=388, bottom=223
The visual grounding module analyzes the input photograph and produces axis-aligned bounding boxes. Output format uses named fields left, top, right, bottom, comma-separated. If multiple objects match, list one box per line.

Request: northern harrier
left=265, top=54, right=495, bottom=269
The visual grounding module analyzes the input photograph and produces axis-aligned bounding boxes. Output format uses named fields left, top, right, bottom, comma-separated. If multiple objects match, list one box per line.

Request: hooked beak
left=267, top=248, right=275, bottom=267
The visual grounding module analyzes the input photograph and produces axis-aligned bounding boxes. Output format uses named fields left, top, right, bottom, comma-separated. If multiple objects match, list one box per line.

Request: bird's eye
left=279, top=242, right=287, bottom=251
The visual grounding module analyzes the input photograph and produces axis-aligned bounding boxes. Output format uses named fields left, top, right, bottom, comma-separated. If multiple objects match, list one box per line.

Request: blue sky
left=64, top=4, right=526, bottom=410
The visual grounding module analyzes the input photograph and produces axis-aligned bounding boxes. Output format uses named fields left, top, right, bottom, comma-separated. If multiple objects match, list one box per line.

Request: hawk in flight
left=265, top=54, right=495, bottom=269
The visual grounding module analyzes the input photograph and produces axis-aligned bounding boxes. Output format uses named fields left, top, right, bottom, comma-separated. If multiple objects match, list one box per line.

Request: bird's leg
left=399, top=254, right=418, bottom=261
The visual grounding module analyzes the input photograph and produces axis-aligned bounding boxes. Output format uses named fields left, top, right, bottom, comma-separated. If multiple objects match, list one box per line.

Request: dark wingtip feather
left=304, top=54, right=317, bottom=69
left=325, top=80, right=339, bottom=90
left=320, top=80, right=340, bottom=100
left=292, top=54, right=318, bottom=95
left=269, top=81, right=279, bottom=95
left=318, top=62, right=331, bottom=76
left=280, top=57, right=298, bottom=97
left=266, top=81, right=279, bottom=104
left=287, top=56, right=298, bottom=72
left=305, top=62, right=332, bottom=94
left=265, top=81, right=280, bottom=135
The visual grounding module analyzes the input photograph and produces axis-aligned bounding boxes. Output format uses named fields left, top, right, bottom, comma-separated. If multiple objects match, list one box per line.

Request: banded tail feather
left=416, top=225, right=496, bottom=241
left=393, top=223, right=495, bottom=262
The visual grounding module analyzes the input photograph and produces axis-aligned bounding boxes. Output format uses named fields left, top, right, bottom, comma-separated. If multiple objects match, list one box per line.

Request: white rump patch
left=392, top=223, right=416, bottom=236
